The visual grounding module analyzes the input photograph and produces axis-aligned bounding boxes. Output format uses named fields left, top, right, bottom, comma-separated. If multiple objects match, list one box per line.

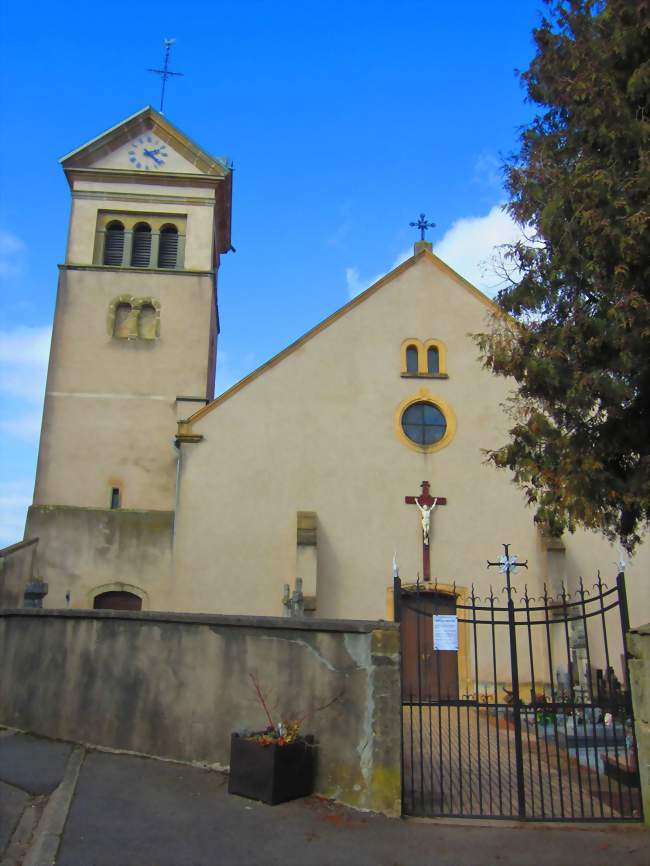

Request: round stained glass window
left=401, top=401, right=447, bottom=446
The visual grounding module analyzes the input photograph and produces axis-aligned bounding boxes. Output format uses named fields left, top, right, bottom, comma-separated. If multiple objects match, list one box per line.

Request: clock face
left=127, top=135, right=169, bottom=170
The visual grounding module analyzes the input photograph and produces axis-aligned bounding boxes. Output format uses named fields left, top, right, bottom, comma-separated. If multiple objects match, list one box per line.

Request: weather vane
left=409, top=213, right=436, bottom=241
left=148, top=38, right=184, bottom=113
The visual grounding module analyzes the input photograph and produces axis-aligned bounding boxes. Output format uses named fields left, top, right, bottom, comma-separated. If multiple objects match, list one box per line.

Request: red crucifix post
left=405, top=480, right=447, bottom=582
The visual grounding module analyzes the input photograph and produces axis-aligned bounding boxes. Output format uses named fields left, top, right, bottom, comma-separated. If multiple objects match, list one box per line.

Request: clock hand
left=143, top=149, right=163, bottom=165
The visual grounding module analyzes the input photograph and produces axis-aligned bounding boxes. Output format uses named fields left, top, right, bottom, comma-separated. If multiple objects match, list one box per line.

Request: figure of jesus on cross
left=405, top=480, right=446, bottom=582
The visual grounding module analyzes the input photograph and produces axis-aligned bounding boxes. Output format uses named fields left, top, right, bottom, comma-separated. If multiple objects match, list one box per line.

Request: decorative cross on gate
left=487, top=542, right=529, bottom=818
left=487, top=542, right=528, bottom=601
left=404, top=480, right=446, bottom=582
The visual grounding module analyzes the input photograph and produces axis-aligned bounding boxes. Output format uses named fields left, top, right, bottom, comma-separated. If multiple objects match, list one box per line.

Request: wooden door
left=400, top=591, right=458, bottom=701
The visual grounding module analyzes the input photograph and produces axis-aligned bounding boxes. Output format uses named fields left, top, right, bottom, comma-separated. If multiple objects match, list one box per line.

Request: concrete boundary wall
left=0, top=609, right=401, bottom=815
left=0, top=538, right=38, bottom=608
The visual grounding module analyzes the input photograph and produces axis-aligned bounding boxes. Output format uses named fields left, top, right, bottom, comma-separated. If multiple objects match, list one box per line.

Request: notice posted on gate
left=433, top=615, right=458, bottom=651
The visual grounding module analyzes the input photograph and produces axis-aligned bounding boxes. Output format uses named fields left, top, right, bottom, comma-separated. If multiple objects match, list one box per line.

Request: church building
left=8, top=108, right=649, bottom=685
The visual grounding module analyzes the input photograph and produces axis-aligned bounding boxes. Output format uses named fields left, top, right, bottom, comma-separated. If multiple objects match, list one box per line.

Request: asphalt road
left=1, top=730, right=648, bottom=866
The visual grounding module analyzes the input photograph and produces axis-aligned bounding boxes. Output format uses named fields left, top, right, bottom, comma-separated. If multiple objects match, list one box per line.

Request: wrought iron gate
left=394, top=569, right=642, bottom=821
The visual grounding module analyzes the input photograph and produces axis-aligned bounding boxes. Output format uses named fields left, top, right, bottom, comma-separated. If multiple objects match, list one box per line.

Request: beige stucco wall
left=172, top=253, right=649, bottom=683
left=0, top=610, right=401, bottom=816
left=26, top=506, right=174, bottom=610
left=33, top=267, right=215, bottom=511
left=67, top=180, right=217, bottom=272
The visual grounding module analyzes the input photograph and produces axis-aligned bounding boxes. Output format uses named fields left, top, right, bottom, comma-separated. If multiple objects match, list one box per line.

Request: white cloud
left=0, top=479, right=32, bottom=548
left=433, top=204, right=526, bottom=295
left=0, top=326, right=51, bottom=443
left=0, top=326, right=51, bottom=366
left=0, top=230, right=26, bottom=278
left=345, top=249, right=412, bottom=299
left=473, top=153, right=503, bottom=190
left=327, top=202, right=353, bottom=251
left=345, top=267, right=368, bottom=298
left=0, top=412, right=43, bottom=442
left=343, top=206, right=526, bottom=300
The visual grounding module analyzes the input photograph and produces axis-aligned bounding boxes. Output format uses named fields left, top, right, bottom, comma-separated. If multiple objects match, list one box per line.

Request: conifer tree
left=476, top=0, right=649, bottom=551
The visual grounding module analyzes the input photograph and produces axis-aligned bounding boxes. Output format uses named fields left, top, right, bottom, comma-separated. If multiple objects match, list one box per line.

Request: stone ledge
left=0, top=608, right=398, bottom=634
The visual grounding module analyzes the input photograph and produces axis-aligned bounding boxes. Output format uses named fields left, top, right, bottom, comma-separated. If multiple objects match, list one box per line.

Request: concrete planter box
left=228, top=733, right=315, bottom=805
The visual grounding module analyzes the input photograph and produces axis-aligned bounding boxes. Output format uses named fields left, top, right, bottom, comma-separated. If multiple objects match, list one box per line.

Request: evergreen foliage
left=476, top=0, right=650, bottom=551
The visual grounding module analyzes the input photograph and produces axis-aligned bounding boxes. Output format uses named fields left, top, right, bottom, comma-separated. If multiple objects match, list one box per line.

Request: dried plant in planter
left=228, top=673, right=340, bottom=805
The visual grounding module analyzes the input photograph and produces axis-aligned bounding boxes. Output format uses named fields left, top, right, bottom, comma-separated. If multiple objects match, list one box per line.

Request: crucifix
left=404, top=480, right=447, bottom=582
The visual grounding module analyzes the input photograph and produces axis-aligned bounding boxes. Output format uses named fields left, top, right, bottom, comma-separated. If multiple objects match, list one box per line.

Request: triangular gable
left=185, top=249, right=506, bottom=429
left=60, top=106, right=230, bottom=178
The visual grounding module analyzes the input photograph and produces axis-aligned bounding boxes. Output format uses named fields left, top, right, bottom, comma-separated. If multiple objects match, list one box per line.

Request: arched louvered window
left=131, top=223, right=152, bottom=267
left=158, top=224, right=179, bottom=269
left=103, top=221, right=125, bottom=266
left=427, top=346, right=440, bottom=374
left=406, top=345, right=419, bottom=374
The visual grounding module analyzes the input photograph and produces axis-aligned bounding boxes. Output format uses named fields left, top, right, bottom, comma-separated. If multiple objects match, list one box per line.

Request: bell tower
left=24, top=107, right=232, bottom=608
left=31, top=107, right=232, bottom=514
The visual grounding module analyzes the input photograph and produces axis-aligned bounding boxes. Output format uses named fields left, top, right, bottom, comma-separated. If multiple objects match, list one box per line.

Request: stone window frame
left=107, top=294, right=161, bottom=340
left=400, top=338, right=449, bottom=379
left=94, top=211, right=186, bottom=270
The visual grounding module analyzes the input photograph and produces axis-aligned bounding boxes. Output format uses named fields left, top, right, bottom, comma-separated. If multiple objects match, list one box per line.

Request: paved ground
left=403, top=705, right=640, bottom=819
left=1, top=729, right=648, bottom=866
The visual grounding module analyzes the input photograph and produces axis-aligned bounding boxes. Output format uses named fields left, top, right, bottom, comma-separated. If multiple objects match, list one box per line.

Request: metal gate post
left=507, top=586, right=527, bottom=818
left=617, top=571, right=631, bottom=690
left=393, top=572, right=405, bottom=815
left=489, top=544, right=527, bottom=818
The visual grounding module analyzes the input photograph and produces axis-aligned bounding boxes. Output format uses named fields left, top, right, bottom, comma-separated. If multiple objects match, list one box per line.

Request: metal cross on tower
left=148, top=38, right=184, bottom=113
left=409, top=213, right=436, bottom=241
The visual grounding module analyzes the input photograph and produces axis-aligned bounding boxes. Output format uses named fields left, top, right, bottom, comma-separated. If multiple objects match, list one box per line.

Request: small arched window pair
left=108, top=295, right=160, bottom=340
left=401, top=339, right=448, bottom=378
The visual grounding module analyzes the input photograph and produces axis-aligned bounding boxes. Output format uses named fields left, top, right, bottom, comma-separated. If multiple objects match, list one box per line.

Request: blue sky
left=0, top=0, right=544, bottom=545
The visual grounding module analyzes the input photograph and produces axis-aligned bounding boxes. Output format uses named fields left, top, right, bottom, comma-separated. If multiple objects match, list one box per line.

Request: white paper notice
left=433, top=615, right=458, bottom=651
